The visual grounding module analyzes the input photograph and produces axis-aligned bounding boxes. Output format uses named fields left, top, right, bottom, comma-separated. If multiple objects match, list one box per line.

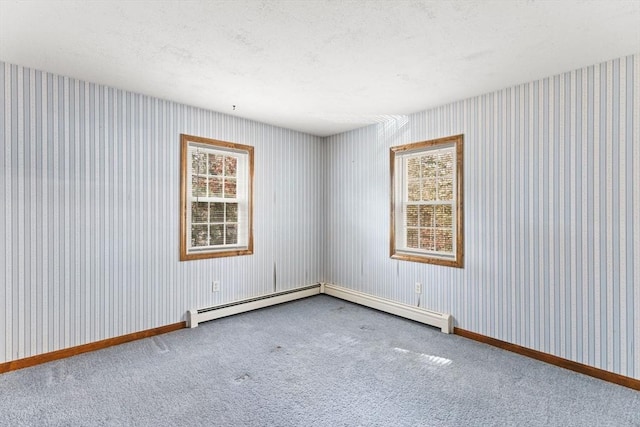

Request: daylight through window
left=180, top=134, right=253, bottom=260
left=390, top=134, right=463, bottom=268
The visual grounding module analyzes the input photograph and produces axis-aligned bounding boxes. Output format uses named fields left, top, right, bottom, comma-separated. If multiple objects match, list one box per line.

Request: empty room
left=1, top=0, right=639, bottom=425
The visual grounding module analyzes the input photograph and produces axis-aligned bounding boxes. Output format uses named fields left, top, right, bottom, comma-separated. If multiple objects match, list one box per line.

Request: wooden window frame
left=390, top=134, right=464, bottom=268
left=179, top=134, right=254, bottom=261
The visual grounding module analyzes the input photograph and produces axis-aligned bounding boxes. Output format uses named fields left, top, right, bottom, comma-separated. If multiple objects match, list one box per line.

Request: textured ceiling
left=1, top=0, right=639, bottom=136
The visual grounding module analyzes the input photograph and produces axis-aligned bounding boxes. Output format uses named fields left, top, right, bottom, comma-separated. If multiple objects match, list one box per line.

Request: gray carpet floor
left=0, top=295, right=638, bottom=426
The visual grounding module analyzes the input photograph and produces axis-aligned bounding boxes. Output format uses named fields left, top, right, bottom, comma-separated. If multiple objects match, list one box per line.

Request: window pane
left=435, top=229, right=453, bottom=252
left=225, top=156, right=237, bottom=177
left=419, top=205, right=434, bottom=227
left=422, top=155, right=437, bottom=177
left=191, top=225, right=208, bottom=247
left=192, top=176, right=207, bottom=197
left=408, top=180, right=420, bottom=202
left=438, top=152, right=454, bottom=176
left=210, top=202, right=224, bottom=223
left=192, top=152, right=207, bottom=174
left=406, top=204, right=418, bottom=227
left=209, top=178, right=223, bottom=197
left=224, top=178, right=237, bottom=198
left=209, top=154, right=224, bottom=175
left=192, top=202, right=208, bottom=223
left=210, top=224, right=224, bottom=245
left=438, top=177, right=453, bottom=200
left=422, top=178, right=437, bottom=201
left=420, top=228, right=435, bottom=250
left=406, top=228, right=419, bottom=248
left=225, top=224, right=238, bottom=244
left=226, top=203, right=238, bottom=222
left=435, top=205, right=452, bottom=227
left=407, top=157, right=420, bottom=179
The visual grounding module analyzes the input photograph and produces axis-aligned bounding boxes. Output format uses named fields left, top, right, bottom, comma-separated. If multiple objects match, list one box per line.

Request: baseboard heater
left=187, top=284, right=322, bottom=328
left=322, top=284, right=453, bottom=333
left=187, top=283, right=453, bottom=334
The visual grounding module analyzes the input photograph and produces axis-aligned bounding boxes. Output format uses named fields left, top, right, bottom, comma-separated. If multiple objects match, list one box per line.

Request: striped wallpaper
left=1, top=62, right=325, bottom=363
left=325, top=54, right=639, bottom=379
left=2, top=54, right=638, bottom=381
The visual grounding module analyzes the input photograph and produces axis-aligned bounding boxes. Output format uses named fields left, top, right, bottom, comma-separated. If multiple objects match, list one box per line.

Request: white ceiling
left=1, top=0, right=639, bottom=137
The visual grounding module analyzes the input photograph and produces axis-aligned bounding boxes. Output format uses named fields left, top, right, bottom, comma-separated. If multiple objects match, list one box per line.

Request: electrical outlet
left=212, top=281, right=220, bottom=292
left=415, top=282, right=422, bottom=294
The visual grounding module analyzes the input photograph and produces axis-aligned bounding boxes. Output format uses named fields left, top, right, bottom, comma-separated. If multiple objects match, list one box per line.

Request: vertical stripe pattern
left=1, top=54, right=638, bottom=381
left=325, top=54, right=639, bottom=379
left=1, top=62, right=325, bottom=363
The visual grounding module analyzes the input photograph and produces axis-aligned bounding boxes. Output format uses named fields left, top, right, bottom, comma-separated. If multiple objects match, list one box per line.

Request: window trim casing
left=179, top=134, right=254, bottom=261
left=390, top=134, right=464, bottom=268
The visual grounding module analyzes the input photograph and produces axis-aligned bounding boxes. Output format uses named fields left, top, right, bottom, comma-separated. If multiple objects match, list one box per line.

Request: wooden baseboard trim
left=454, top=327, right=640, bottom=391
left=0, top=322, right=186, bottom=374
left=3, top=320, right=637, bottom=391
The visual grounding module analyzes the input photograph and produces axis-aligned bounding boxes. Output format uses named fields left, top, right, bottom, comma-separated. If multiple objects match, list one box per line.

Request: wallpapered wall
left=325, top=54, right=639, bottom=379
left=1, top=62, right=326, bottom=362
left=2, top=54, right=638, bottom=380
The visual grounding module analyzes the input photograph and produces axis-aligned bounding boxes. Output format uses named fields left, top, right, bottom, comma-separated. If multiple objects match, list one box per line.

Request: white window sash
left=395, top=146, right=457, bottom=259
left=186, top=144, right=249, bottom=253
